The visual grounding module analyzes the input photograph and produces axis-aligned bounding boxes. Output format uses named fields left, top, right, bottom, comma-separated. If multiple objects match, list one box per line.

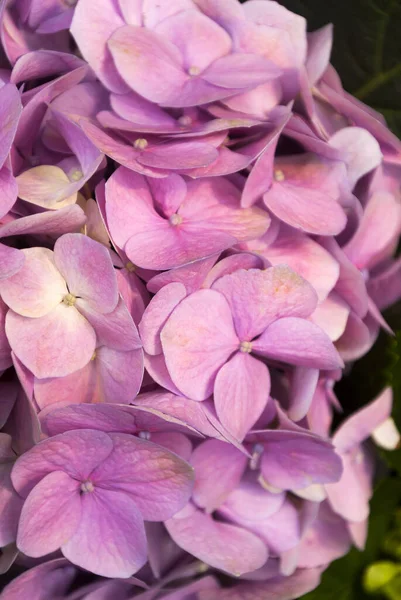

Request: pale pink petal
left=0, top=84, right=22, bottom=170
left=310, top=292, right=350, bottom=341
left=0, top=244, right=24, bottom=280
left=108, top=26, right=187, bottom=104
left=16, top=471, right=81, bottom=557
left=54, top=233, right=118, bottom=314
left=212, top=266, right=318, bottom=340
left=0, top=247, right=67, bottom=318
left=139, top=283, right=187, bottom=355
left=191, top=439, right=248, bottom=512
left=288, top=367, right=319, bottom=422
left=202, top=53, right=280, bottom=89
left=214, top=353, right=270, bottom=440
left=0, top=205, right=86, bottom=239
left=166, top=504, right=268, bottom=576
left=34, top=362, right=97, bottom=409
left=329, top=127, right=382, bottom=187
left=16, top=165, right=77, bottom=209
left=6, top=304, right=96, bottom=379
left=62, top=487, right=147, bottom=577
left=253, top=317, right=344, bottom=370
left=160, top=290, right=239, bottom=400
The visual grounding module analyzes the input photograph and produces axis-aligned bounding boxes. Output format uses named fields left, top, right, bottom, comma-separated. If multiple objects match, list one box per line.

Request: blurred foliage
left=279, top=0, right=401, bottom=137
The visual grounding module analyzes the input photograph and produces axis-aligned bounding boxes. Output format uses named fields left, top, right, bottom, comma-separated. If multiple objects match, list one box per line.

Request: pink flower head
left=11, top=429, right=194, bottom=577
left=105, top=167, right=270, bottom=270
left=157, top=265, right=343, bottom=439
left=0, top=233, right=143, bottom=383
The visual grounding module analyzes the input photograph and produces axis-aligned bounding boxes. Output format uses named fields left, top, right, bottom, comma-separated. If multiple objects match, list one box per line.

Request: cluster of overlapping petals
left=1, top=0, right=401, bottom=598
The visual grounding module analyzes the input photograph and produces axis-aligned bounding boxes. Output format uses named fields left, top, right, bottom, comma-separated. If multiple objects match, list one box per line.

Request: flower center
left=80, top=480, right=95, bottom=493
left=178, top=115, right=192, bottom=127
left=139, top=431, right=151, bottom=440
left=274, top=169, right=285, bottom=182
left=70, top=169, right=83, bottom=182
left=91, top=351, right=97, bottom=361
left=239, top=341, right=252, bottom=353
left=188, top=66, right=201, bottom=76
left=62, top=293, right=76, bottom=307
left=134, top=138, right=148, bottom=150
left=169, top=213, right=183, bottom=226
left=249, top=443, right=264, bottom=470
left=125, top=261, right=137, bottom=273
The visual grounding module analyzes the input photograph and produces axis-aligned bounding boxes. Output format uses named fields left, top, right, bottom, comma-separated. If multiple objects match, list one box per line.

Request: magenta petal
left=0, top=205, right=86, bottom=239
left=11, top=429, right=114, bottom=497
left=137, top=141, right=218, bottom=170
left=62, top=487, right=147, bottom=578
left=166, top=504, right=268, bottom=576
left=329, top=127, right=382, bottom=187
left=0, top=248, right=67, bottom=318
left=54, top=234, right=118, bottom=314
left=6, top=305, right=96, bottom=379
left=191, top=439, right=247, bottom=512
left=91, top=433, right=194, bottom=521
left=161, top=289, right=239, bottom=400
left=253, top=317, right=344, bottom=370
left=259, top=431, right=343, bottom=490
left=222, top=478, right=285, bottom=523
left=16, top=471, right=81, bottom=557
left=0, top=458, right=23, bottom=547
left=212, top=266, right=318, bottom=340
left=35, top=362, right=97, bottom=409
left=214, top=353, right=270, bottom=441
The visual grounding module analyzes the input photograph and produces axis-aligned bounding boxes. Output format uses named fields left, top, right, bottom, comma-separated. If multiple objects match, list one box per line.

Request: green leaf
left=277, top=0, right=401, bottom=137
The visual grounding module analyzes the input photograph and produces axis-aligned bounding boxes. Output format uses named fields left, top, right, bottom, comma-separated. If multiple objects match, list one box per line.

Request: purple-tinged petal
left=6, top=304, right=96, bottom=379
left=329, top=127, right=382, bottom=187
left=333, top=387, right=392, bottom=452
left=54, top=233, right=118, bottom=314
left=0, top=247, right=67, bottom=318
left=212, top=266, right=318, bottom=340
left=0, top=558, right=76, bottom=600
left=150, top=432, right=192, bottom=461
left=320, top=237, right=368, bottom=318
left=139, top=283, right=187, bottom=355
left=297, top=502, right=351, bottom=568
left=10, top=50, right=85, bottom=84
left=306, top=24, right=333, bottom=85
left=11, top=429, right=114, bottom=497
left=202, top=53, right=280, bottom=89
left=147, top=255, right=217, bottom=294
left=0, top=244, right=25, bottom=280
left=0, top=84, right=22, bottom=170
left=343, top=192, right=401, bottom=270
left=222, top=477, right=285, bottom=523
left=214, top=353, right=270, bottom=441
left=203, top=252, right=265, bottom=289
left=166, top=504, right=268, bottom=576
left=0, top=166, right=17, bottom=220
left=259, top=430, right=342, bottom=491
left=144, top=353, right=184, bottom=396
left=91, top=432, right=194, bottom=521
left=16, top=471, right=81, bottom=557
left=0, top=300, right=12, bottom=373
left=136, top=141, right=219, bottom=171
left=288, top=367, right=319, bottom=422
left=0, top=447, right=22, bottom=547
left=70, top=0, right=129, bottom=93
left=191, top=439, right=247, bottom=512
left=161, top=289, right=239, bottom=401
left=110, top=91, right=177, bottom=129
left=253, top=317, right=344, bottom=370
left=62, top=487, right=147, bottom=577
left=335, top=312, right=376, bottom=362
left=326, top=446, right=373, bottom=522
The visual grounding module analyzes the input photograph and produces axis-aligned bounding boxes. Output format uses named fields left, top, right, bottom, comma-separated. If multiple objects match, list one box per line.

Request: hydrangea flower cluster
left=1, top=0, right=401, bottom=598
